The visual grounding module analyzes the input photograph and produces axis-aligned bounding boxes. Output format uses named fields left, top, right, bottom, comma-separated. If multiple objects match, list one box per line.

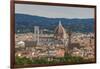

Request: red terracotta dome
left=54, top=21, right=67, bottom=40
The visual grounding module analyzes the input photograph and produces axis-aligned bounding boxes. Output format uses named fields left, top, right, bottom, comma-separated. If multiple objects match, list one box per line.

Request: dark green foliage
left=15, top=56, right=33, bottom=65
left=15, top=55, right=94, bottom=65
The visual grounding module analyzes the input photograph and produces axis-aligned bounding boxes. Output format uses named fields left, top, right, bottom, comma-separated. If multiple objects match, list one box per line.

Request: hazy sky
left=15, top=4, right=94, bottom=19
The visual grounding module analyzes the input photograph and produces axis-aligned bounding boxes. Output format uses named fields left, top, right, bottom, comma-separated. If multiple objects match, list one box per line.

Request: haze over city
left=15, top=4, right=94, bottom=19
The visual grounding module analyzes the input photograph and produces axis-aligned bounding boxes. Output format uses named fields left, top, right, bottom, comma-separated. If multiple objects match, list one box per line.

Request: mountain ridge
left=15, top=14, right=94, bottom=33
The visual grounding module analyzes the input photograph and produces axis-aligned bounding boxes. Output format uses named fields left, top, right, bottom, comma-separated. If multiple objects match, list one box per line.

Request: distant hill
left=15, top=14, right=94, bottom=33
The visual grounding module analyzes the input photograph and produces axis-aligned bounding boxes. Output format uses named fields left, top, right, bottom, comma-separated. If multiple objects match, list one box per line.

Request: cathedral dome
left=54, top=21, right=67, bottom=40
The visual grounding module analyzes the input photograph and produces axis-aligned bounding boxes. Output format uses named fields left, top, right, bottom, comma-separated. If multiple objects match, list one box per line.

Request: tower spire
left=59, top=20, right=62, bottom=26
